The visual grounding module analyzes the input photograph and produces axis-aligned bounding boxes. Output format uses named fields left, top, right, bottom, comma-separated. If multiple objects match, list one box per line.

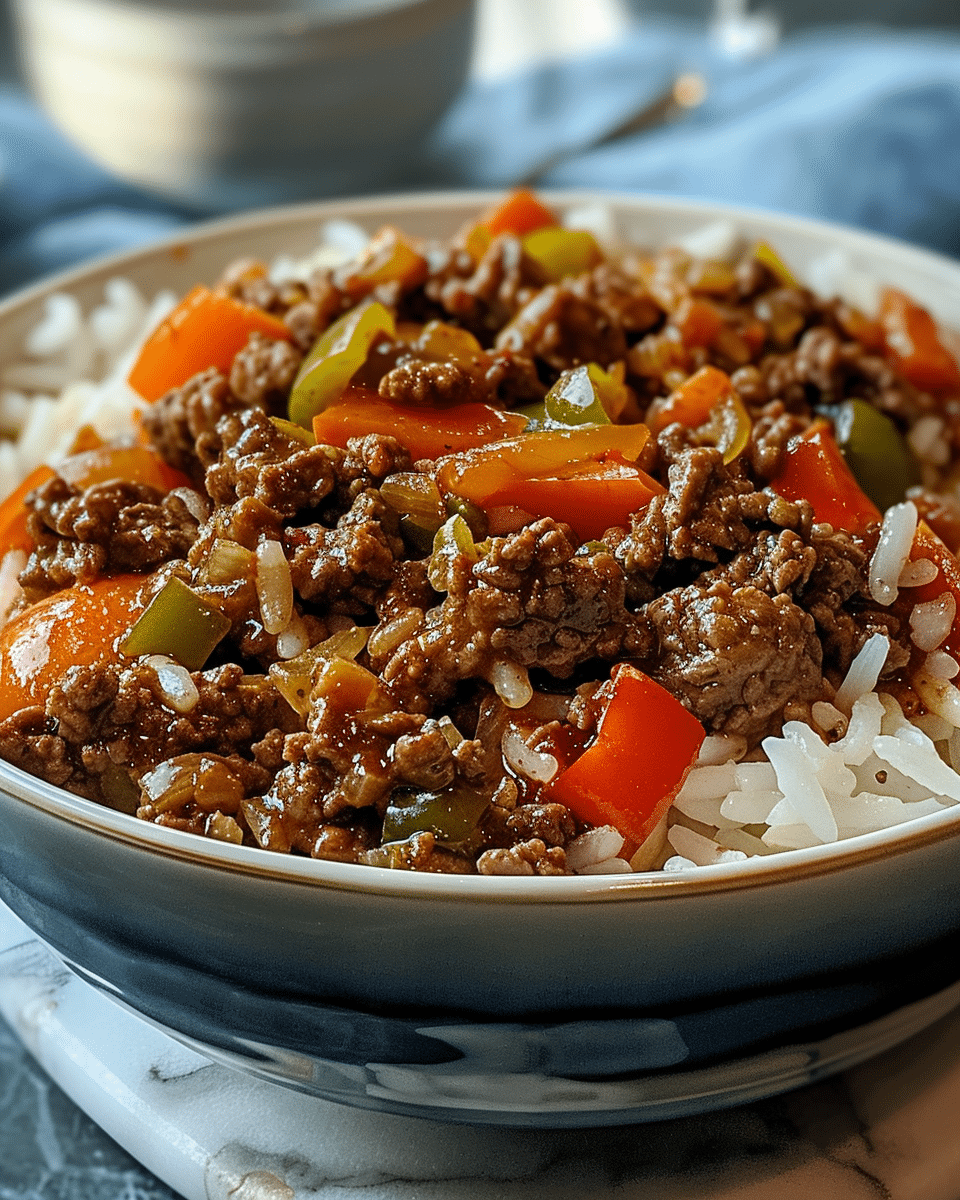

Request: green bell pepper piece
left=288, top=300, right=395, bottom=429
left=382, top=782, right=490, bottom=846
left=120, top=576, right=230, bottom=672
left=832, top=398, right=922, bottom=513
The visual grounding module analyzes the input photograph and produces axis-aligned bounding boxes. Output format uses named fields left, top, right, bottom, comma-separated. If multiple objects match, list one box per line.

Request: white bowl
left=10, top=0, right=477, bottom=209
left=2, top=192, right=960, bottom=1128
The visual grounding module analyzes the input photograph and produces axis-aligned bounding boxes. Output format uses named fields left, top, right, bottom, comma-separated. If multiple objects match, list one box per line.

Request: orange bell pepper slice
left=438, top=423, right=650, bottom=495
left=312, top=386, right=529, bottom=460
left=0, top=464, right=55, bottom=555
left=672, top=297, right=725, bottom=350
left=436, top=423, right=661, bottom=541
left=478, top=459, right=665, bottom=542
left=481, top=189, right=558, bottom=238
left=547, top=664, right=705, bottom=848
left=0, top=574, right=149, bottom=721
left=771, top=421, right=881, bottom=535
left=128, top=285, right=293, bottom=403
left=55, top=444, right=192, bottom=494
left=647, top=364, right=734, bottom=434
left=879, top=287, right=960, bottom=394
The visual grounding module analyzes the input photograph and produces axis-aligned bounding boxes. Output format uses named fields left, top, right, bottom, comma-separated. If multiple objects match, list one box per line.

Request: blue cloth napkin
left=420, top=24, right=960, bottom=257
left=1, top=21, right=959, bottom=296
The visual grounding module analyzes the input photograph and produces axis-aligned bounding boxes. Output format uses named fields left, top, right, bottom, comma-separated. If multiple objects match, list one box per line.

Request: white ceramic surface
left=1, top=193, right=960, bottom=1127
left=10, top=0, right=477, bottom=209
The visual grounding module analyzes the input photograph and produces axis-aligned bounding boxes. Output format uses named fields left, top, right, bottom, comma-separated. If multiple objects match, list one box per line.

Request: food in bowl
left=2, top=189, right=960, bottom=879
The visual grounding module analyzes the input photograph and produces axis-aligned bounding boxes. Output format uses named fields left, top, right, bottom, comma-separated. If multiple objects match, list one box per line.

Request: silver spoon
left=517, top=71, right=708, bottom=187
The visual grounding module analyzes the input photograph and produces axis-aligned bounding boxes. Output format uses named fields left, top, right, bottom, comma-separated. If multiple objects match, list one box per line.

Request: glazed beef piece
left=287, top=489, right=406, bottom=613
left=760, top=324, right=933, bottom=426
left=0, top=660, right=295, bottom=806
left=202, top=407, right=339, bottom=517
left=613, top=442, right=811, bottom=597
left=495, top=283, right=629, bottom=371
left=422, top=234, right=549, bottom=340
left=379, top=518, right=650, bottom=712
left=644, top=580, right=823, bottom=741
left=228, top=332, right=303, bottom=411
left=19, top=475, right=203, bottom=600
left=141, top=367, right=238, bottom=484
left=379, top=358, right=475, bottom=408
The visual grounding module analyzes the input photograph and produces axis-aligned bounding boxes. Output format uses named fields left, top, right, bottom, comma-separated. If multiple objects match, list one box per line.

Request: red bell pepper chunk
left=128, top=285, right=294, bottom=402
left=879, top=287, right=960, bottom=393
left=905, top=521, right=960, bottom=660
left=547, top=665, right=705, bottom=848
left=312, top=386, right=529, bottom=460
left=0, top=574, right=149, bottom=722
left=771, top=421, right=881, bottom=535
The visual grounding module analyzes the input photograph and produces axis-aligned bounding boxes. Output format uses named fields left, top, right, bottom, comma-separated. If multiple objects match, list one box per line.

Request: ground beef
left=228, top=332, right=303, bottom=411
left=287, top=489, right=405, bottom=612
left=4, top=201, right=955, bottom=874
left=391, top=720, right=457, bottom=790
left=380, top=519, right=650, bottom=711
left=332, top=435, right=414, bottom=512
left=203, top=407, right=339, bottom=518
left=0, top=660, right=296, bottom=806
left=378, top=358, right=474, bottom=408
left=20, top=475, right=202, bottom=599
left=746, top=401, right=809, bottom=480
left=614, top=443, right=811, bottom=594
left=218, top=261, right=309, bottom=317
left=0, top=708, right=76, bottom=791
left=761, top=325, right=931, bottom=424
left=495, top=283, right=628, bottom=371
left=142, top=367, right=238, bottom=484
left=476, top=838, right=568, bottom=875
left=644, top=580, right=824, bottom=740
left=424, top=235, right=548, bottom=339
left=570, top=262, right=663, bottom=338
left=479, top=348, right=546, bottom=407
left=504, top=802, right=577, bottom=847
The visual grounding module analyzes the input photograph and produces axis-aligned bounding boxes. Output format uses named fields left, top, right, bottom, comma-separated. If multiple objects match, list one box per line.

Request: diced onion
left=898, top=557, right=939, bottom=589
left=910, top=591, right=957, bottom=652
left=368, top=608, right=422, bottom=659
left=501, top=725, right=558, bottom=783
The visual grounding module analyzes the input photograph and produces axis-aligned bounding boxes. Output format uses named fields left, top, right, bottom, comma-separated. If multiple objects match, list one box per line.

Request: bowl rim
left=4, top=186, right=960, bottom=904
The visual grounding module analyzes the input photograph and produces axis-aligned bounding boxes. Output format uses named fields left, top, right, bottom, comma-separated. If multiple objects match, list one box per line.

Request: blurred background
left=0, top=0, right=958, bottom=296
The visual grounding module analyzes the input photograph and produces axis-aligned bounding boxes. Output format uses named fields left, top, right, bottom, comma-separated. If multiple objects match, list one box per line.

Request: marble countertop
left=3, top=895, right=960, bottom=1200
